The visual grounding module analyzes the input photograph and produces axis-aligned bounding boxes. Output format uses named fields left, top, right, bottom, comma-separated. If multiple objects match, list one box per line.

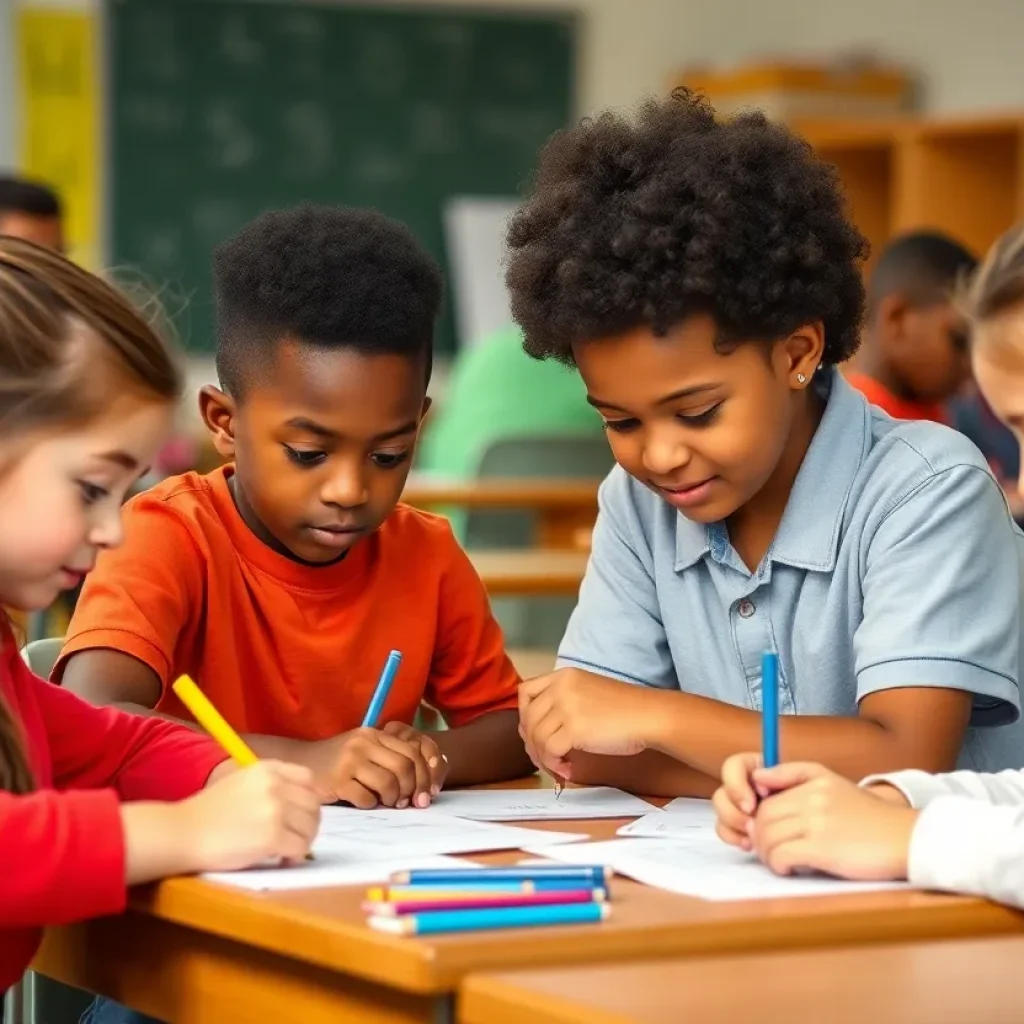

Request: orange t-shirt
left=54, top=466, right=520, bottom=737
left=844, top=372, right=948, bottom=424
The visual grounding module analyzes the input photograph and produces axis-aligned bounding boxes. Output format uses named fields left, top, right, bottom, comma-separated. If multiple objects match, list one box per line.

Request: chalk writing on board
left=281, top=102, right=333, bottom=178
left=204, top=98, right=257, bottom=171
left=410, top=102, right=460, bottom=156
left=358, top=32, right=408, bottom=97
left=134, top=7, right=180, bottom=82
left=220, top=11, right=263, bottom=68
left=123, top=95, right=184, bottom=137
left=352, top=148, right=410, bottom=188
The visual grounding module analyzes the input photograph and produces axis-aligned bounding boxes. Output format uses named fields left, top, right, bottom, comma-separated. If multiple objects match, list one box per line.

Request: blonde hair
left=0, top=238, right=182, bottom=793
left=959, top=224, right=1024, bottom=328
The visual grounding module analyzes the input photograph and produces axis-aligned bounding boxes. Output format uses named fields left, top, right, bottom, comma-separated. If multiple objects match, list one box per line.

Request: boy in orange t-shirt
left=845, top=231, right=976, bottom=423
left=56, top=205, right=532, bottom=811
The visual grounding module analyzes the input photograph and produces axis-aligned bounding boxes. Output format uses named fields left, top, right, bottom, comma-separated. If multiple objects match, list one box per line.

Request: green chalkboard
left=107, top=0, right=576, bottom=352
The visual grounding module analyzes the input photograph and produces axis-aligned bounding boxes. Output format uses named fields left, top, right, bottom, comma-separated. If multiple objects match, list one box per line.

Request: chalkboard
left=107, top=0, right=576, bottom=353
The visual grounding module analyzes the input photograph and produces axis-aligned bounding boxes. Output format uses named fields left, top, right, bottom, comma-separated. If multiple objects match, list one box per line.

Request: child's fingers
left=714, top=818, right=751, bottom=851
left=711, top=785, right=751, bottom=836
left=721, top=753, right=761, bottom=814
left=752, top=761, right=831, bottom=795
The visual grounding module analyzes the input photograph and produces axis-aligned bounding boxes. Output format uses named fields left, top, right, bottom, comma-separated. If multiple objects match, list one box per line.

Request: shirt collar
left=674, top=369, right=871, bottom=573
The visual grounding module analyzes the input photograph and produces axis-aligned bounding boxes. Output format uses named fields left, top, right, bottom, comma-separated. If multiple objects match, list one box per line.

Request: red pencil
left=363, top=887, right=606, bottom=916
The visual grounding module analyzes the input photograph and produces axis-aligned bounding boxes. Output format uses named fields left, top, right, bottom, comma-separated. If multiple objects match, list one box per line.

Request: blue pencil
left=380, top=879, right=606, bottom=896
left=392, top=865, right=612, bottom=886
left=368, top=901, right=610, bottom=936
left=362, top=650, right=402, bottom=728
left=762, top=651, right=779, bottom=769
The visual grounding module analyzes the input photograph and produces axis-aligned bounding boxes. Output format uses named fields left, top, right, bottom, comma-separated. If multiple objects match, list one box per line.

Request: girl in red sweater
left=0, top=238, right=320, bottom=998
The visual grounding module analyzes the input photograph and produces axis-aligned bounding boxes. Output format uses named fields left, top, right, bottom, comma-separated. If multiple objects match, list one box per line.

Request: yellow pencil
left=171, top=674, right=313, bottom=860
left=172, top=675, right=258, bottom=766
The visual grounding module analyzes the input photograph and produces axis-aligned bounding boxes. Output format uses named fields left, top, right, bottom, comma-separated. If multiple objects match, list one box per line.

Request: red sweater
left=0, top=631, right=225, bottom=991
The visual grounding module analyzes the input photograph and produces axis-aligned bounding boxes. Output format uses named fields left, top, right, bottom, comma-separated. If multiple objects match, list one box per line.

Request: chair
left=12, top=638, right=98, bottom=1024
left=465, top=435, right=612, bottom=649
left=21, top=637, right=63, bottom=678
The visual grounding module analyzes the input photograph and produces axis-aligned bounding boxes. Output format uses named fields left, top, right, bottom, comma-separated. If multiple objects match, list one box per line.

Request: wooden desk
left=468, top=550, right=589, bottom=597
left=461, top=933, right=1024, bottom=1024
left=403, top=477, right=601, bottom=548
left=33, top=780, right=1024, bottom=1024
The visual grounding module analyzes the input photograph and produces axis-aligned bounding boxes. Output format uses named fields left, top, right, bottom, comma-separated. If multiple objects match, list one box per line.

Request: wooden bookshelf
left=794, top=114, right=1024, bottom=264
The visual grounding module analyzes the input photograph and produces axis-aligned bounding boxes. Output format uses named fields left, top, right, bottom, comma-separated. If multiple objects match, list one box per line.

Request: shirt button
left=737, top=599, right=756, bottom=618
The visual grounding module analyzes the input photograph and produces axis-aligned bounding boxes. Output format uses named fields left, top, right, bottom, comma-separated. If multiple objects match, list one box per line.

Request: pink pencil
left=363, top=887, right=606, bottom=916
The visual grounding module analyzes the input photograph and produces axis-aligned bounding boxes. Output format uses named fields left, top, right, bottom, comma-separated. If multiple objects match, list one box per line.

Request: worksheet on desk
left=617, top=797, right=716, bottom=839
left=315, top=806, right=587, bottom=858
left=426, top=786, right=659, bottom=821
left=204, top=854, right=478, bottom=892
left=522, top=836, right=910, bottom=901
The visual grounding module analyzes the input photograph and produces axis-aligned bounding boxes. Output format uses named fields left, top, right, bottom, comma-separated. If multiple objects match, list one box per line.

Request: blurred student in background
left=846, top=231, right=975, bottom=422
left=0, top=175, right=64, bottom=253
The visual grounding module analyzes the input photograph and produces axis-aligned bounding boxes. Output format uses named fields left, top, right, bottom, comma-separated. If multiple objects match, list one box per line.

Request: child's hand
left=183, top=760, right=321, bottom=872
left=712, top=752, right=763, bottom=851
left=306, top=728, right=436, bottom=809
left=748, top=762, right=918, bottom=882
left=381, top=720, right=449, bottom=796
left=518, top=669, right=657, bottom=778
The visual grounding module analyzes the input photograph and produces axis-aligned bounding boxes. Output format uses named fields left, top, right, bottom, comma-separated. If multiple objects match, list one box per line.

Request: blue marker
left=363, top=650, right=402, bottom=727
left=368, top=900, right=610, bottom=936
left=762, top=651, right=779, bottom=769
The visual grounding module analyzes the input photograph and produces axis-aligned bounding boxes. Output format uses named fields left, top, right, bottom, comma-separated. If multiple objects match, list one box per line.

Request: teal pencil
left=368, top=901, right=610, bottom=935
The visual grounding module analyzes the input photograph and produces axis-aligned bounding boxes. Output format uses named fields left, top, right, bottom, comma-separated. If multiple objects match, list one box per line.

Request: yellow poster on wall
left=16, top=7, right=98, bottom=268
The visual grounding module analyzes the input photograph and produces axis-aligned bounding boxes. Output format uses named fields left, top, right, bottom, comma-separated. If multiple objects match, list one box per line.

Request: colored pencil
left=366, top=879, right=603, bottom=901
left=391, top=865, right=612, bottom=886
left=365, top=888, right=606, bottom=916
left=173, top=675, right=258, bottom=767
left=362, top=650, right=402, bottom=728
left=762, top=651, right=780, bottom=769
left=368, top=901, right=610, bottom=935
left=172, top=675, right=314, bottom=860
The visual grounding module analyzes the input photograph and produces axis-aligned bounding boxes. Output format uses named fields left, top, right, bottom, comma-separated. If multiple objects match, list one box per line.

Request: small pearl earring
left=796, top=373, right=807, bottom=385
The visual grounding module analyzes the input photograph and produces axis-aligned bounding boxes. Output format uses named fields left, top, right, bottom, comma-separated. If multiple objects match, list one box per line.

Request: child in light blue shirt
left=506, top=91, right=1024, bottom=796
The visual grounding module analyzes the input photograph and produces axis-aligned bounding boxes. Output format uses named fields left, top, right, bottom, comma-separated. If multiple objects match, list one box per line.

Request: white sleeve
left=862, top=767, right=1024, bottom=809
left=906, top=797, right=1024, bottom=910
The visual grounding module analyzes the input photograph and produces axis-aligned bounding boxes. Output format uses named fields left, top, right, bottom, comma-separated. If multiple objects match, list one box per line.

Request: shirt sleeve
left=0, top=661, right=225, bottom=929
left=425, top=527, right=521, bottom=727
left=906, top=796, right=1024, bottom=909
left=863, top=766, right=1024, bottom=809
left=556, top=470, right=675, bottom=688
left=854, top=463, right=1022, bottom=722
left=53, top=496, right=203, bottom=690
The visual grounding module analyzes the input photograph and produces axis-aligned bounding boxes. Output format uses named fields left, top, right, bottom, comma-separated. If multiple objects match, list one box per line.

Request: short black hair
left=0, top=175, right=61, bottom=219
left=212, top=204, right=443, bottom=396
left=506, top=90, right=869, bottom=369
left=868, top=231, right=977, bottom=315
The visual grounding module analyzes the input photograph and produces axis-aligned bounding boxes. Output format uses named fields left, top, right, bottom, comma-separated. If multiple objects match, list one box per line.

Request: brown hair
left=959, top=224, right=1024, bottom=327
left=0, top=237, right=182, bottom=793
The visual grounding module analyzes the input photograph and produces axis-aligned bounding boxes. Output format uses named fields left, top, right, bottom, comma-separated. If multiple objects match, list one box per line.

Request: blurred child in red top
left=0, top=239, right=319, bottom=996
left=846, top=231, right=976, bottom=423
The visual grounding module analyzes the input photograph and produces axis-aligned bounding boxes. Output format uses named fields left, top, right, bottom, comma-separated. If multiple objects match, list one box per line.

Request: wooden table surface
left=403, top=477, right=601, bottom=511
left=468, top=549, right=589, bottom=596
left=460, top=932, right=1024, bottom=1024
left=33, top=778, right=1024, bottom=1024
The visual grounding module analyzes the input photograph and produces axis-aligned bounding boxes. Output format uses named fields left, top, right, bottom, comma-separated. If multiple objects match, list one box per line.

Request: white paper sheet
left=618, top=798, right=717, bottom=838
left=204, top=854, right=477, bottom=892
left=423, top=786, right=658, bottom=821
left=522, top=837, right=909, bottom=901
left=315, top=806, right=587, bottom=857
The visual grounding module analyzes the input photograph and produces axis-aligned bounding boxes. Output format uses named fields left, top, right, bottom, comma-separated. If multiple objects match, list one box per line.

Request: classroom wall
left=667, top=0, right=1024, bottom=114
